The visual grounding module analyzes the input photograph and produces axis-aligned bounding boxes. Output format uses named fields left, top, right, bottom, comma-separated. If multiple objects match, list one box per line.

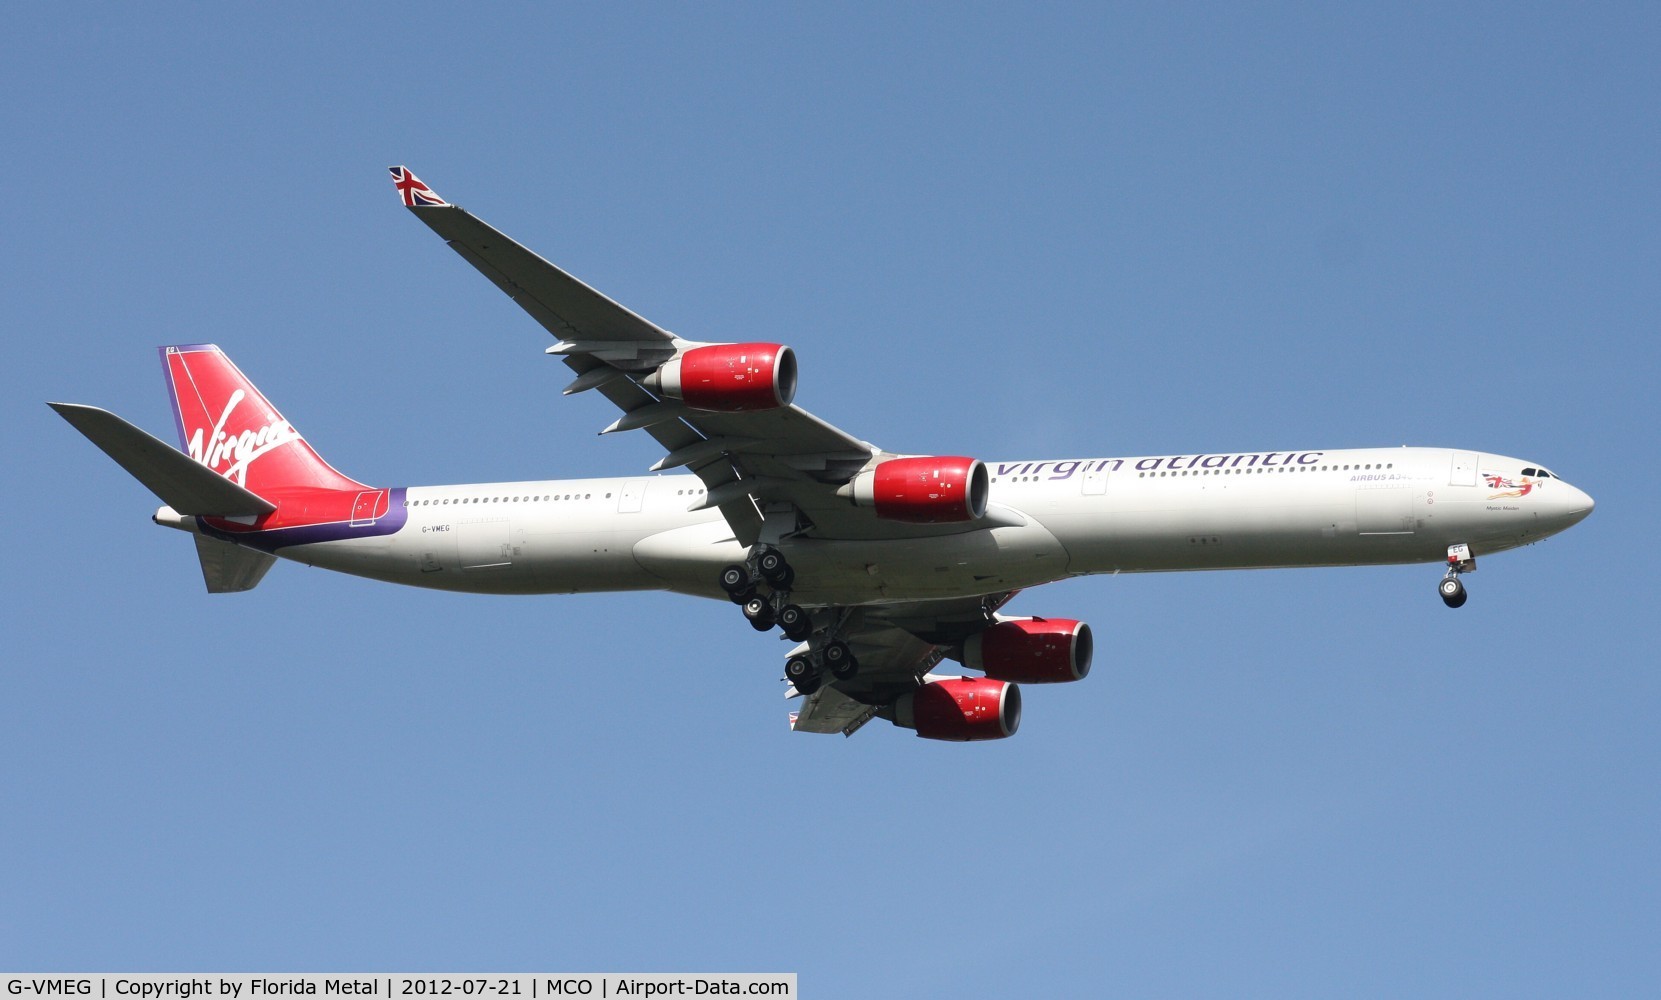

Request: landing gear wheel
left=823, top=640, right=858, bottom=681
left=777, top=604, right=812, bottom=641
left=785, top=654, right=816, bottom=686
left=1439, top=576, right=1467, bottom=609
left=757, top=550, right=793, bottom=587
left=719, top=564, right=753, bottom=598
left=743, top=595, right=776, bottom=630
left=787, top=655, right=823, bottom=696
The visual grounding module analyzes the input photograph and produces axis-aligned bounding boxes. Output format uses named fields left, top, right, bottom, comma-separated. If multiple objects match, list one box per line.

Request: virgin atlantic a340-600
left=52, top=168, right=1595, bottom=741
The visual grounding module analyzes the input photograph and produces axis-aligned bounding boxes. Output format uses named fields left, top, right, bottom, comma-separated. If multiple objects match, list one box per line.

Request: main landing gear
left=719, top=546, right=812, bottom=641
left=821, top=639, right=858, bottom=680
left=717, top=546, right=859, bottom=693
left=1439, top=542, right=1474, bottom=609
left=783, top=639, right=856, bottom=697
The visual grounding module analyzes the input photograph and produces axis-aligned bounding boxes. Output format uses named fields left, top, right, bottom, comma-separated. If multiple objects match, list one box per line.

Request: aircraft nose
left=1560, top=482, right=1595, bottom=525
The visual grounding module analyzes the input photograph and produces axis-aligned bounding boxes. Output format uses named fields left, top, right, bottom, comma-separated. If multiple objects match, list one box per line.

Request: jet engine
left=844, top=456, right=989, bottom=523
left=963, top=618, right=1093, bottom=683
left=889, top=677, right=1021, bottom=741
left=646, top=342, right=797, bottom=411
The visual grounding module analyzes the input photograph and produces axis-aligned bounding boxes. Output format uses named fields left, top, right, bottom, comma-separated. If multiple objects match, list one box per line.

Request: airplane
left=50, top=167, right=1596, bottom=742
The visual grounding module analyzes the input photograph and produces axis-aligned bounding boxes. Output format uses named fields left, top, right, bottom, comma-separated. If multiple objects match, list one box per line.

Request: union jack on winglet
left=389, top=166, right=448, bottom=207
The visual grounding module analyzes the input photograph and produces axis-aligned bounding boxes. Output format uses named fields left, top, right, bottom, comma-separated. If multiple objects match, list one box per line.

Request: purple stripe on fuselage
left=199, top=488, right=410, bottom=552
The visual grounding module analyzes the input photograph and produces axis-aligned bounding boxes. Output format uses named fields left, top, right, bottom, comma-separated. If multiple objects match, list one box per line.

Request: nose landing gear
left=1439, top=543, right=1474, bottom=608
left=1438, top=575, right=1467, bottom=608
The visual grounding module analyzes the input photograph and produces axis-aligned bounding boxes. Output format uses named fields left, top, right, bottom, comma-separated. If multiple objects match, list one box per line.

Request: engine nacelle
left=890, top=677, right=1021, bottom=741
left=646, top=342, right=797, bottom=411
left=845, top=456, right=989, bottom=523
left=963, top=618, right=1092, bottom=683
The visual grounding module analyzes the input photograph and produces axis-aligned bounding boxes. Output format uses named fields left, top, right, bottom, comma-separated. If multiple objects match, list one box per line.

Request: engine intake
left=647, top=343, right=796, bottom=411
left=963, top=618, right=1092, bottom=683
left=891, top=677, right=1021, bottom=741
left=846, top=456, right=989, bottom=523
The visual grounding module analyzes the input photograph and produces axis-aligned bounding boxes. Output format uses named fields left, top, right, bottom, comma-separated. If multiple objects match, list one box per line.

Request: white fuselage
left=232, top=446, right=1593, bottom=608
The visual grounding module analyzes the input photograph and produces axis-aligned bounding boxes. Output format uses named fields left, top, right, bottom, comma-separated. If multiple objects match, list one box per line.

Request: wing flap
left=50, top=403, right=276, bottom=516
left=789, top=684, right=879, bottom=735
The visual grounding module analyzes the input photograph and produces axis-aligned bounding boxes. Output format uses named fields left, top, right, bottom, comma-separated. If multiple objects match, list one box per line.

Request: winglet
left=388, top=165, right=448, bottom=207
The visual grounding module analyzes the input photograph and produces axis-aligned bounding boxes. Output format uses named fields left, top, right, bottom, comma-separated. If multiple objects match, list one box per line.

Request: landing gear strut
left=1440, top=543, right=1474, bottom=609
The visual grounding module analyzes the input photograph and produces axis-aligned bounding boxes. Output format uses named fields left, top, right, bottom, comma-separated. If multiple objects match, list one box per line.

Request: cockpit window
left=1522, top=467, right=1556, bottom=479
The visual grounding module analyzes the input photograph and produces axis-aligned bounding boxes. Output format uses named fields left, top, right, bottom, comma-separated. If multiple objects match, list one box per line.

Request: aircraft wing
left=391, top=170, right=1065, bottom=739
left=389, top=167, right=674, bottom=353
left=390, top=167, right=995, bottom=548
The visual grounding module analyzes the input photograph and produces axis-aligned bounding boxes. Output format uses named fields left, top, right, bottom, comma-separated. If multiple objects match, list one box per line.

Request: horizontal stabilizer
left=194, top=534, right=276, bottom=593
left=49, top=403, right=276, bottom=516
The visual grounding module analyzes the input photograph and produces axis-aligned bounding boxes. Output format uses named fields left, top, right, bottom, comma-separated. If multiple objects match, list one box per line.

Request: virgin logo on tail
left=187, top=388, right=303, bottom=486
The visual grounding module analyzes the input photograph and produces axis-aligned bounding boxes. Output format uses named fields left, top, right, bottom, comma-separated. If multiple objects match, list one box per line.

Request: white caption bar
left=1, top=977, right=795, bottom=1000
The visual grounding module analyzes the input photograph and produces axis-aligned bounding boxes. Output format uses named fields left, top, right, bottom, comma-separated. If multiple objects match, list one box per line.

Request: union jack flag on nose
left=389, top=166, right=448, bottom=207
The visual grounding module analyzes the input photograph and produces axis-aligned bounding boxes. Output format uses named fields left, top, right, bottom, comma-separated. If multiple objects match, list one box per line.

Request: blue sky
left=4, top=4, right=1657, bottom=995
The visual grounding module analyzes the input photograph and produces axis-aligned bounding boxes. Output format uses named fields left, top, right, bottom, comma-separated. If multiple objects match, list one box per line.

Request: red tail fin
left=160, top=344, right=364, bottom=496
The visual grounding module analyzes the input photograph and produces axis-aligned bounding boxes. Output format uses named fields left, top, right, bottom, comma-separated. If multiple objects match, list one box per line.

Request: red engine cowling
left=891, top=677, right=1021, bottom=741
left=647, top=343, right=797, bottom=411
left=847, top=456, right=989, bottom=523
left=963, top=618, right=1093, bottom=683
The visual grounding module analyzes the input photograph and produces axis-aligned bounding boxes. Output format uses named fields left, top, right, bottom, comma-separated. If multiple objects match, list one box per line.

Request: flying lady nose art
left=1484, top=474, right=1537, bottom=500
